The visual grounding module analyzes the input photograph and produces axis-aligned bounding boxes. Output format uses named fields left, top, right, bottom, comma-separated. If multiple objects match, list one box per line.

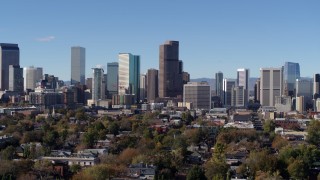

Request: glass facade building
left=0, top=43, right=20, bottom=90
left=118, top=53, right=140, bottom=102
left=283, top=62, right=300, bottom=96
left=106, top=62, right=118, bottom=98
left=159, top=41, right=183, bottom=98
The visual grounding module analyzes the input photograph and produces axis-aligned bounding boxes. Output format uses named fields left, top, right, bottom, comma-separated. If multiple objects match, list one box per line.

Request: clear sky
left=1, top=0, right=319, bottom=81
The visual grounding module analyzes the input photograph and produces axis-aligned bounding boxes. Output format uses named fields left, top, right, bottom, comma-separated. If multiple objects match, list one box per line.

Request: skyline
left=1, top=1, right=320, bottom=80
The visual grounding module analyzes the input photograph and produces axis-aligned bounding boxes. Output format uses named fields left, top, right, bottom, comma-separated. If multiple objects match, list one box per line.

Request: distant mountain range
left=190, top=77, right=259, bottom=91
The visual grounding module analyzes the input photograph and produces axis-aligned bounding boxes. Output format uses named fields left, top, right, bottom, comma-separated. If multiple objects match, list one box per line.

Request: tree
left=287, top=158, right=307, bottom=179
left=263, top=119, right=275, bottom=133
left=70, top=164, right=81, bottom=174
left=205, top=143, right=229, bottom=180
left=307, top=120, right=320, bottom=145
left=108, top=122, right=120, bottom=136
left=73, top=164, right=116, bottom=180
left=43, top=130, right=59, bottom=148
left=0, top=146, right=16, bottom=160
left=118, top=148, right=140, bottom=165
left=272, top=135, right=288, bottom=150
left=187, top=165, right=206, bottom=180
left=33, top=160, right=53, bottom=179
left=241, top=149, right=277, bottom=178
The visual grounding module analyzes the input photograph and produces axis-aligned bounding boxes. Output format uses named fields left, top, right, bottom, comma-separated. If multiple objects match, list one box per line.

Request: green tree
left=73, top=164, right=116, bottom=180
left=241, top=149, right=277, bottom=178
left=307, top=120, right=320, bottom=145
left=43, top=130, right=59, bottom=148
left=187, top=165, right=206, bottom=180
left=108, top=122, right=120, bottom=136
left=204, top=143, right=229, bottom=180
left=263, top=119, right=275, bottom=133
left=70, top=164, right=81, bottom=174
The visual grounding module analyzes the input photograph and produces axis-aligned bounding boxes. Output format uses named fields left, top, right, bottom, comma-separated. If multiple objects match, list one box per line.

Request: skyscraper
left=215, top=71, right=224, bottom=102
left=36, top=67, right=43, bottom=83
left=118, top=53, right=140, bottom=102
left=313, top=74, right=320, bottom=99
left=106, top=62, right=118, bottom=99
left=159, top=41, right=183, bottom=98
left=92, top=67, right=104, bottom=104
left=237, top=68, right=249, bottom=104
left=260, top=68, right=282, bottom=106
left=223, top=78, right=236, bottom=106
left=183, top=82, right=211, bottom=110
left=232, top=86, right=245, bottom=107
left=0, top=43, right=19, bottom=90
left=296, top=78, right=313, bottom=110
left=9, top=65, right=23, bottom=92
left=147, top=69, right=158, bottom=103
left=283, top=62, right=300, bottom=96
left=140, top=74, right=146, bottom=102
left=23, top=66, right=38, bottom=91
left=71, top=46, right=85, bottom=85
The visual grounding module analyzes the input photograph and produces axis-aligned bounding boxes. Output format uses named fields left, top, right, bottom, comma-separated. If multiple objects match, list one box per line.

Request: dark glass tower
left=313, top=74, right=320, bottom=99
left=0, top=43, right=20, bottom=90
left=106, top=62, right=118, bottom=99
left=159, top=41, right=183, bottom=98
left=147, top=69, right=158, bottom=102
left=215, top=71, right=223, bottom=101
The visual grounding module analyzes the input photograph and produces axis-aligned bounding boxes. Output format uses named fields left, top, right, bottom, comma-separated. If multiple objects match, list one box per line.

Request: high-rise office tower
left=283, top=62, right=300, bottom=96
left=140, top=74, right=146, bottom=102
left=215, top=71, right=224, bottom=102
left=118, top=53, right=140, bottom=102
left=147, top=69, right=158, bottom=103
left=159, top=41, right=183, bottom=98
left=237, top=68, right=249, bottom=104
left=316, top=98, right=320, bottom=112
left=254, top=78, right=261, bottom=102
left=106, top=62, right=118, bottom=98
left=223, top=78, right=236, bottom=106
left=92, top=67, right=104, bottom=104
left=9, top=65, right=23, bottom=92
left=183, top=82, right=211, bottom=110
left=260, top=68, right=282, bottom=106
left=313, top=74, right=320, bottom=99
left=296, top=78, right=313, bottom=110
left=71, top=46, right=85, bottom=85
left=23, top=66, right=38, bottom=91
left=231, top=86, right=245, bottom=107
left=36, top=67, right=43, bottom=83
left=296, top=96, right=305, bottom=113
left=0, top=43, right=20, bottom=90
left=86, top=78, right=92, bottom=92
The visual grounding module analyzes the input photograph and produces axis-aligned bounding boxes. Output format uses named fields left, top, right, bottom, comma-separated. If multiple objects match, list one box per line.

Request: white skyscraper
left=232, top=86, right=245, bottom=107
left=260, top=68, right=282, bottom=106
left=71, top=47, right=85, bottom=85
left=237, top=68, right=249, bottom=103
left=118, top=53, right=140, bottom=102
left=23, top=66, right=37, bottom=91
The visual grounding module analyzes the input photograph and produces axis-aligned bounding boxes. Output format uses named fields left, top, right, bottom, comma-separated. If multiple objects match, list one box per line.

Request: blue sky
left=1, top=0, right=320, bottom=80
